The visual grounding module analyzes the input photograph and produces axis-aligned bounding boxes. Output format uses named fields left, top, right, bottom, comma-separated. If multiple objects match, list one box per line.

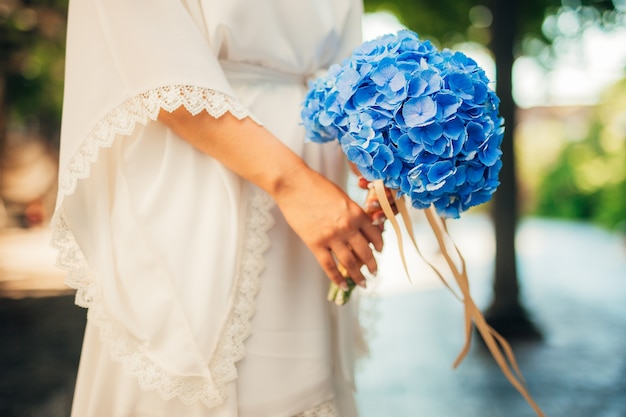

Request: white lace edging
left=57, top=85, right=258, bottom=197
left=210, top=186, right=275, bottom=392
left=55, top=85, right=255, bottom=303
left=293, top=400, right=339, bottom=417
left=51, top=212, right=95, bottom=308
left=50, top=86, right=273, bottom=408
left=86, top=297, right=224, bottom=407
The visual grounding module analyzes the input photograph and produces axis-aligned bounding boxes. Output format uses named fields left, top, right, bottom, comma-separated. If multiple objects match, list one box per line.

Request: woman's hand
left=271, top=167, right=383, bottom=291
left=158, top=108, right=383, bottom=290
left=358, top=176, right=398, bottom=227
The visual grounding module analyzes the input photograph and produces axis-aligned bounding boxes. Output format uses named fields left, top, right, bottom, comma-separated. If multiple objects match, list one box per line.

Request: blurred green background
left=1, top=0, right=624, bottom=231
left=360, top=0, right=626, bottom=234
left=1, top=0, right=66, bottom=228
left=0, top=2, right=624, bottom=416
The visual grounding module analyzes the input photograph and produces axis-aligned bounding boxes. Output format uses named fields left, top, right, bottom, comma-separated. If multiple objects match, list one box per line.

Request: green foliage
left=363, top=0, right=623, bottom=59
left=534, top=77, right=626, bottom=231
left=0, top=0, right=68, bottom=141
left=363, top=0, right=475, bottom=46
left=363, top=0, right=625, bottom=230
left=363, top=0, right=561, bottom=47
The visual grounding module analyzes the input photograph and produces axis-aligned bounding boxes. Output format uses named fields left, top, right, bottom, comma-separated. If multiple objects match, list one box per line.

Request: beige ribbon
left=372, top=180, right=546, bottom=417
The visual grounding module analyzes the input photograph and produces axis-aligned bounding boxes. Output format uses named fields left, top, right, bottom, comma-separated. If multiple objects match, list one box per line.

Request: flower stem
left=327, top=278, right=356, bottom=306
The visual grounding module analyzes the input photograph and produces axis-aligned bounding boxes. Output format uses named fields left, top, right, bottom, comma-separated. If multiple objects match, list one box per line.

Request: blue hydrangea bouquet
left=301, top=30, right=545, bottom=417
left=302, top=29, right=503, bottom=218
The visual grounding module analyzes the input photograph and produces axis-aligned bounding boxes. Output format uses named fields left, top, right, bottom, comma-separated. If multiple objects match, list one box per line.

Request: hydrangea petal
left=402, top=96, right=437, bottom=127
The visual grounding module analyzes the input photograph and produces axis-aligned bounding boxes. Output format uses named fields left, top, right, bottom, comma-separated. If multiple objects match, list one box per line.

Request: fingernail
left=358, top=280, right=367, bottom=289
left=372, top=216, right=386, bottom=226
left=340, top=282, right=349, bottom=291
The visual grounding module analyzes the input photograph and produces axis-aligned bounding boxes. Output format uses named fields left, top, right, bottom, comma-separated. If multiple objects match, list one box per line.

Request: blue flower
left=447, top=72, right=475, bottom=100
left=426, top=160, right=456, bottom=191
left=370, top=58, right=407, bottom=103
left=301, top=29, right=504, bottom=218
left=370, top=143, right=396, bottom=174
left=352, top=84, right=380, bottom=108
left=401, top=96, right=437, bottom=127
left=340, top=133, right=375, bottom=172
left=407, top=68, right=441, bottom=97
left=336, top=66, right=362, bottom=101
left=396, top=133, right=424, bottom=163
left=435, top=90, right=462, bottom=120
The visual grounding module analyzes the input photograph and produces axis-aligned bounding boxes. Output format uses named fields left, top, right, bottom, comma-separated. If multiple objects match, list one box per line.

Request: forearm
left=157, top=107, right=308, bottom=198
left=157, top=105, right=383, bottom=290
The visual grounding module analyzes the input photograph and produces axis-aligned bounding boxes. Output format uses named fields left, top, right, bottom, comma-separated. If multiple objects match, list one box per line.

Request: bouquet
left=302, top=30, right=503, bottom=218
left=303, top=29, right=503, bottom=302
left=301, top=30, right=545, bottom=417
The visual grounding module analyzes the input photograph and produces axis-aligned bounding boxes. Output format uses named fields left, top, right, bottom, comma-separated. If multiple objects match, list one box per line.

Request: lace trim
left=293, top=400, right=339, bottom=417
left=51, top=212, right=95, bottom=308
left=58, top=85, right=257, bottom=197
left=210, top=186, right=275, bottom=391
left=50, top=86, right=274, bottom=408
left=86, top=293, right=224, bottom=406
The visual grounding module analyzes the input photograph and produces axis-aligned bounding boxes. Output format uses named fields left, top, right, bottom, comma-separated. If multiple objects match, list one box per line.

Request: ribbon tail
left=372, top=181, right=463, bottom=301
left=368, top=187, right=546, bottom=417
left=473, top=317, right=545, bottom=417
left=372, top=181, right=411, bottom=283
left=453, top=301, right=474, bottom=369
left=423, top=206, right=545, bottom=417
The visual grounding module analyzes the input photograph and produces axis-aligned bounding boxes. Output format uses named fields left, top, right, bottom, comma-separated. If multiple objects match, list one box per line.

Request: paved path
left=0, top=227, right=68, bottom=298
left=356, top=216, right=626, bottom=417
left=1, top=216, right=625, bottom=416
left=0, top=295, right=84, bottom=417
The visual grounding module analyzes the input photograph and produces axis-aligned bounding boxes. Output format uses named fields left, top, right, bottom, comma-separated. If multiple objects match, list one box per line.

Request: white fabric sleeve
left=57, top=0, right=253, bottom=198
left=52, top=0, right=262, bottom=408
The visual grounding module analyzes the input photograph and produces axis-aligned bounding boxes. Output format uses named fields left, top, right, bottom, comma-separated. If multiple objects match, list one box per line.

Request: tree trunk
left=485, top=0, right=541, bottom=339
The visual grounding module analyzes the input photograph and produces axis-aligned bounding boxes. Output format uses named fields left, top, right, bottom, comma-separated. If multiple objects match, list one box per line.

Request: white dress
left=52, top=1, right=366, bottom=416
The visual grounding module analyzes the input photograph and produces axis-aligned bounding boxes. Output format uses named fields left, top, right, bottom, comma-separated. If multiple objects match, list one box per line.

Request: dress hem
left=50, top=86, right=273, bottom=408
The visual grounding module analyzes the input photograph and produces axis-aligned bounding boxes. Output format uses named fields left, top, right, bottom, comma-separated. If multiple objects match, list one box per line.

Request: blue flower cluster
left=301, top=30, right=504, bottom=218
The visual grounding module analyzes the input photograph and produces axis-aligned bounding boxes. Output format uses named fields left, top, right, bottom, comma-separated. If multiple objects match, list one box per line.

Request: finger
left=346, top=233, right=378, bottom=278
left=371, top=210, right=387, bottom=227
left=365, top=187, right=398, bottom=215
left=359, top=217, right=384, bottom=252
left=330, top=242, right=368, bottom=288
left=315, top=250, right=350, bottom=291
left=358, top=176, right=370, bottom=189
left=363, top=199, right=381, bottom=214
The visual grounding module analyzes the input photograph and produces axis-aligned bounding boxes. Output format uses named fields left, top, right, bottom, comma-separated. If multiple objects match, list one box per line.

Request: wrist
left=265, top=157, right=312, bottom=201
